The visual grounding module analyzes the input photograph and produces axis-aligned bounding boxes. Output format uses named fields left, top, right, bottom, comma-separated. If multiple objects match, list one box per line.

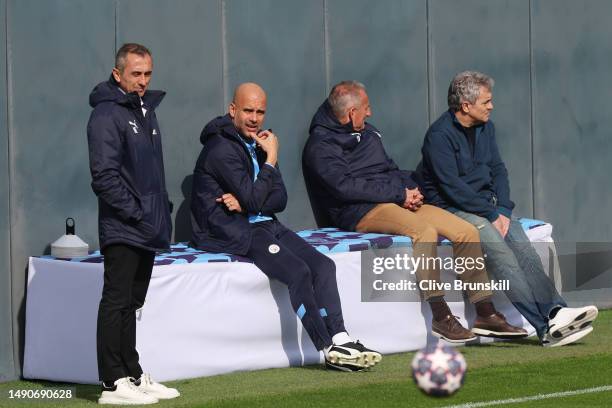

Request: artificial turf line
left=441, top=385, right=612, bottom=408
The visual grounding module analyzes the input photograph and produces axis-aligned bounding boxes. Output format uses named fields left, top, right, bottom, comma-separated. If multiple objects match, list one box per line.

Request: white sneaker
left=547, top=306, right=598, bottom=340
left=98, top=377, right=158, bottom=405
left=136, top=373, right=180, bottom=400
left=542, top=326, right=593, bottom=347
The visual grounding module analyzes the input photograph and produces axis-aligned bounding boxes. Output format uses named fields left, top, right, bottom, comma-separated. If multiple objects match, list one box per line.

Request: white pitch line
left=441, top=385, right=612, bottom=408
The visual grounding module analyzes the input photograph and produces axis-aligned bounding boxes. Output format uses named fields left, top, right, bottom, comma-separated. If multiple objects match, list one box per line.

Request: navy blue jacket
left=87, top=76, right=172, bottom=251
left=190, top=115, right=287, bottom=255
left=416, top=110, right=514, bottom=222
left=303, top=101, right=415, bottom=230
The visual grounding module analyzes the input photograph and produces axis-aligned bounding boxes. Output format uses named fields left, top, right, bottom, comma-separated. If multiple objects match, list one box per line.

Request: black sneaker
left=341, top=341, right=382, bottom=368
left=325, top=344, right=366, bottom=372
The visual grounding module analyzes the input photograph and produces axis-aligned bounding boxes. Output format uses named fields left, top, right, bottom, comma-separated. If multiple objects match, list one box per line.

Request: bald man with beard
left=190, top=83, right=381, bottom=371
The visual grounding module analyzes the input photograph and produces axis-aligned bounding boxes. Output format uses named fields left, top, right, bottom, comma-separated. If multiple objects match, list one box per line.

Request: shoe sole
left=98, top=396, right=158, bottom=405
left=327, top=351, right=367, bottom=370
left=432, top=330, right=477, bottom=344
left=472, top=328, right=529, bottom=339
left=358, top=351, right=382, bottom=368
left=141, top=390, right=180, bottom=400
left=325, top=361, right=366, bottom=372
left=543, top=326, right=593, bottom=348
left=549, top=307, right=598, bottom=340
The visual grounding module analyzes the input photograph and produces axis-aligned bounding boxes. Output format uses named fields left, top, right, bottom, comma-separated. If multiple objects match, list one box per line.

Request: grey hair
left=115, top=43, right=152, bottom=72
left=447, top=71, right=494, bottom=111
left=328, top=80, right=366, bottom=118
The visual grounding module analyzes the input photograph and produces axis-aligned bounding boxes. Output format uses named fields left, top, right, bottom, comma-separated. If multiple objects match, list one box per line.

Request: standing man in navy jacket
left=303, top=81, right=526, bottom=344
left=190, top=82, right=381, bottom=371
left=417, top=70, right=598, bottom=347
left=88, top=43, right=179, bottom=405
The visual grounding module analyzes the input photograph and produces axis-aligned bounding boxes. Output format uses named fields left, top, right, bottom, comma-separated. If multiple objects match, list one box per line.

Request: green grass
left=1, top=310, right=611, bottom=407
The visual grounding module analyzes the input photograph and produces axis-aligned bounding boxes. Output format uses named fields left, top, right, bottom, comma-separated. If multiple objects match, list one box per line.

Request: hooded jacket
left=303, top=100, right=416, bottom=231
left=87, top=76, right=172, bottom=251
left=190, top=114, right=287, bottom=255
left=415, top=110, right=514, bottom=222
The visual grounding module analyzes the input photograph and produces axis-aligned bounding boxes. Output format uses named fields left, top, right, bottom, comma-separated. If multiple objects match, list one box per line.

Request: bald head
left=229, top=82, right=267, bottom=139
left=232, top=82, right=266, bottom=104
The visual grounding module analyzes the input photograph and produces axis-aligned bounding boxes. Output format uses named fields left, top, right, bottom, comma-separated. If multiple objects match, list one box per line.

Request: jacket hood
left=89, top=75, right=165, bottom=110
left=308, top=100, right=377, bottom=150
left=200, top=114, right=243, bottom=145
left=308, top=100, right=356, bottom=134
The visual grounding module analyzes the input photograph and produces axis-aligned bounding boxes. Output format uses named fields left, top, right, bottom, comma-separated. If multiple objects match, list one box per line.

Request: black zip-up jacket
left=416, top=110, right=514, bottom=222
left=190, top=114, right=287, bottom=255
left=303, top=100, right=415, bottom=230
left=87, top=76, right=172, bottom=251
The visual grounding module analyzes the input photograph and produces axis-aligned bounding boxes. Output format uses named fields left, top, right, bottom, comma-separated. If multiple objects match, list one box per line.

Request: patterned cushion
left=40, top=218, right=547, bottom=266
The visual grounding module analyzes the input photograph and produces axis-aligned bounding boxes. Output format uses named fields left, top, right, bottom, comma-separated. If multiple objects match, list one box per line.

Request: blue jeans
left=454, top=212, right=566, bottom=338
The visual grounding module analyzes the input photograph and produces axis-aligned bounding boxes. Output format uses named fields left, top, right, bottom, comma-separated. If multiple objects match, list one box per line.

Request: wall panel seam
left=5, top=0, right=15, bottom=378
left=528, top=0, right=536, bottom=218
left=323, top=0, right=330, bottom=94
left=114, top=0, right=118, bottom=55
left=425, top=0, right=431, bottom=125
left=221, top=0, right=227, bottom=110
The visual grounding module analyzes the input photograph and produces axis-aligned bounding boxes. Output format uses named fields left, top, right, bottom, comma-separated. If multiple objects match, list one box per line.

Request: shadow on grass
left=300, top=363, right=383, bottom=375
left=466, top=337, right=542, bottom=347
left=23, top=381, right=100, bottom=403
left=74, top=384, right=100, bottom=403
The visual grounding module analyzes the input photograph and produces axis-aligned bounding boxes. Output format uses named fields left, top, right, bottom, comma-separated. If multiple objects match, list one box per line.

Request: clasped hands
left=403, top=187, right=424, bottom=211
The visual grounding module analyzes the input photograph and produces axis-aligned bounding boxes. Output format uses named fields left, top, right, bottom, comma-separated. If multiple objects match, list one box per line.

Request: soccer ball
left=411, top=344, right=467, bottom=396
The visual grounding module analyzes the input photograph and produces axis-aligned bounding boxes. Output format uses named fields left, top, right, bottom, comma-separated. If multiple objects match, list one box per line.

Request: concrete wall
left=1, top=0, right=611, bottom=380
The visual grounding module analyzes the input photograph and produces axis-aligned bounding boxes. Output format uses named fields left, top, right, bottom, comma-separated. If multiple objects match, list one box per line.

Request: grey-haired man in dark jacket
left=417, top=70, right=598, bottom=347
left=88, top=43, right=178, bottom=405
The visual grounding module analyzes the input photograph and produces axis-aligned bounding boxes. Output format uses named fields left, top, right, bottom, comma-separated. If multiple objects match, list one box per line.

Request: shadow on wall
left=18, top=266, right=28, bottom=378
left=174, top=175, right=193, bottom=243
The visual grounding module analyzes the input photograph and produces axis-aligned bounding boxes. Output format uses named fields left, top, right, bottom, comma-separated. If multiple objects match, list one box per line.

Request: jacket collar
left=108, top=75, right=166, bottom=110
left=200, top=114, right=254, bottom=146
left=448, top=109, right=485, bottom=135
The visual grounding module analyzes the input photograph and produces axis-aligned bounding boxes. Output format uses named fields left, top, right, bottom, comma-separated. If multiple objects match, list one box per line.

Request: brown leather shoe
left=432, top=315, right=477, bottom=343
left=472, top=312, right=528, bottom=339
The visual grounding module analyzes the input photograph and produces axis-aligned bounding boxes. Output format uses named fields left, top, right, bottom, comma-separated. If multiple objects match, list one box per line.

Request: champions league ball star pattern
left=411, top=344, right=467, bottom=396
left=41, top=218, right=546, bottom=264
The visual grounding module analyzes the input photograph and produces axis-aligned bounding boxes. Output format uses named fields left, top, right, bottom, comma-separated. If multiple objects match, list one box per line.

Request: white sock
left=332, top=331, right=352, bottom=345
left=323, top=345, right=332, bottom=358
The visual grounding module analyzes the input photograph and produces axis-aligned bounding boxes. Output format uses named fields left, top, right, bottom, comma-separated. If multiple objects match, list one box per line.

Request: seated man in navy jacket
left=303, top=80, right=526, bottom=343
left=190, top=82, right=380, bottom=371
left=416, top=70, right=598, bottom=347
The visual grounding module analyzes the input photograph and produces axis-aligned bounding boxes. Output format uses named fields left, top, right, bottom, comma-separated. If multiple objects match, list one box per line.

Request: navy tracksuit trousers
left=246, top=220, right=346, bottom=350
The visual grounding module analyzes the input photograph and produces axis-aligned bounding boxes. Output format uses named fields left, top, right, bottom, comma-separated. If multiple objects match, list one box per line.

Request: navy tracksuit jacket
left=87, top=76, right=172, bottom=252
left=303, top=100, right=416, bottom=230
left=190, top=115, right=346, bottom=349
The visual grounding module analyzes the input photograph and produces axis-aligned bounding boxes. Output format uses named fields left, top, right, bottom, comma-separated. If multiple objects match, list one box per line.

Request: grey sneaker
left=546, top=306, right=598, bottom=341
left=542, top=326, right=594, bottom=348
